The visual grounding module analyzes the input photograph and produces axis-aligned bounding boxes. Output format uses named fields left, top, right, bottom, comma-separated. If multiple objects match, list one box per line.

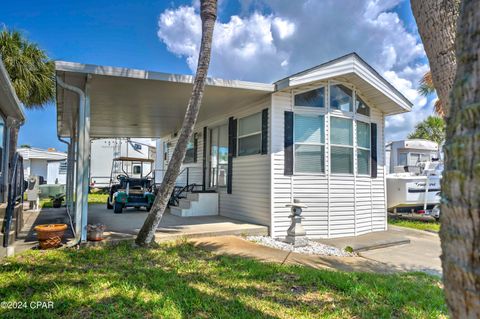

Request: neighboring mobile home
left=18, top=147, right=68, bottom=184
left=0, top=57, right=26, bottom=253
left=56, top=52, right=411, bottom=241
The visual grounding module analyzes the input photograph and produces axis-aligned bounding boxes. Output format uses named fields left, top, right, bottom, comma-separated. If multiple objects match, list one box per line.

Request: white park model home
left=157, top=53, right=412, bottom=238
left=55, top=52, right=411, bottom=240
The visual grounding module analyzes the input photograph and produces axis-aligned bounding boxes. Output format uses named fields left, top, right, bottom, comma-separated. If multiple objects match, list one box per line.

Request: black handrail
left=166, top=167, right=204, bottom=207
left=3, top=152, right=24, bottom=247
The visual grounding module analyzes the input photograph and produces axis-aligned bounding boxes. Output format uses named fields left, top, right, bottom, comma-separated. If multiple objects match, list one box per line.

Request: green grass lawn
left=88, top=193, right=109, bottom=205
left=0, top=240, right=447, bottom=318
left=389, top=218, right=441, bottom=232
left=39, top=193, right=109, bottom=208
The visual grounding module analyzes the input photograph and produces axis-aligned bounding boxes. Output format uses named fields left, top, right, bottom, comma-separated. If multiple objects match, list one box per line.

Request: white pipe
left=57, top=136, right=76, bottom=237
left=56, top=76, right=85, bottom=245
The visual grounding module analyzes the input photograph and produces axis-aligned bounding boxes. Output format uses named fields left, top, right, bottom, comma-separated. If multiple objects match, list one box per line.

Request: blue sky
left=1, top=0, right=430, bottom=152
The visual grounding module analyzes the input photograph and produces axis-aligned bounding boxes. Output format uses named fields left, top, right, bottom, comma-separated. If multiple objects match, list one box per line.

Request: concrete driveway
left=360, top=226, right=442, bottom=276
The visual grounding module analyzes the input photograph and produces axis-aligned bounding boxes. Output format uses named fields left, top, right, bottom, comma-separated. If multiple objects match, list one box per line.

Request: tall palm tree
left=418, top=71, right=445, bottom=117
left=412, top=0, right=480, bottom=316
left=0, top=28, right=55, bottom=178
left=411, top=0, right=459, bottom=116
left=407, top=115, right=445, bottom=145
left=136, top=0, right=217, bottom=246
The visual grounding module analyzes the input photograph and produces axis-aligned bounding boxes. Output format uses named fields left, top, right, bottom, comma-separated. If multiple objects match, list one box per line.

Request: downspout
left=57, top=136, right=76, bottom=238
left=56, top=76, right=85, bottom=245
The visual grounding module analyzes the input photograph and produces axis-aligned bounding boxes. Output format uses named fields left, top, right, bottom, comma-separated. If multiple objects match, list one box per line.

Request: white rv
left=90, top=138, right=156, bottom=189
left=385, top=139, right=442, bottom=218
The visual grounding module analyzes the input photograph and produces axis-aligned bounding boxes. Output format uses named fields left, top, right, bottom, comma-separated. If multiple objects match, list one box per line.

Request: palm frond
left=0, top=27, right=54, bottom=108
left=418, top=71, right=436, bottom=96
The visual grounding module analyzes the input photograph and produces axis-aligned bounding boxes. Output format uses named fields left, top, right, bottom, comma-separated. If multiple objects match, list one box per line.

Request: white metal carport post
left=80, top=79, right=91, bottom=242
left=57, top=75, right=91, bottom=242
left=74, top=77, right=91, bottom=242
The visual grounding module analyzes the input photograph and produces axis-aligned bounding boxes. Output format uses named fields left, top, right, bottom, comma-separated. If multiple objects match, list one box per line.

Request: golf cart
left=107, top=157, right=156, bottom=214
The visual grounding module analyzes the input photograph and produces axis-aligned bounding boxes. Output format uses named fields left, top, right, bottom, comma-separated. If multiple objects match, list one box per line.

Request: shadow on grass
left=0, top=241, right=447, bottom=318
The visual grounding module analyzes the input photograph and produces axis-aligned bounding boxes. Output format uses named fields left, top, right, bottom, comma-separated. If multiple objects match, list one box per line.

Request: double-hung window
left=356, top=121, right=371, bottom=175
left=330, top=117, right=353, bottom=174
left=294, top=114, right=325, bottom=173
left=238, top=112, right=262, bottom=156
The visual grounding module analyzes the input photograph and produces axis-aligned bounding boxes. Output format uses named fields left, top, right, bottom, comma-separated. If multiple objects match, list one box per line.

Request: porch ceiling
left=55, top=62, right=274, bottom=138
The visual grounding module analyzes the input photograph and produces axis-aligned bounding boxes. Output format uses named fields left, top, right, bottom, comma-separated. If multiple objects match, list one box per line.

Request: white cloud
left=157, top=0, right=433, bottom=141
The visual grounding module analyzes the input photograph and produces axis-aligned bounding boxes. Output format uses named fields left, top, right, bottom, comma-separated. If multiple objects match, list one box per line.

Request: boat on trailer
left=385, top=139, right=442, bottom=220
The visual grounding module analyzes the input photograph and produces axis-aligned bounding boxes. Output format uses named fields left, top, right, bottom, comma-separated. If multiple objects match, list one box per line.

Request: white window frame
left=356, top=120, right=371, bottom=176
left=330, top=116, right=354, bottom=175
left=293, top=113, right=326, bottom=175
left=291, top=81, right=375, bottom=177
left=237, top=112, right=262, bottom=157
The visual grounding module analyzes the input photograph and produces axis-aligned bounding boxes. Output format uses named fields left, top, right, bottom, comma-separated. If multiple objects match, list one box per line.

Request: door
left=208, top=124, right=228, bottom=189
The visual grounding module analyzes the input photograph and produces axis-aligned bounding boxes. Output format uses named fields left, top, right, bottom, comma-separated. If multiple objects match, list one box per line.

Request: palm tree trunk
left=440, top=0, right=480, bottom=316
left=411, top=0, right=460, bottom=115
left=135, top=0, right=217, bottom=246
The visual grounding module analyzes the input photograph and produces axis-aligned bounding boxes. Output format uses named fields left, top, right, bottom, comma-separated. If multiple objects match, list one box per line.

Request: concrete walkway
left=190, top=236, right=394, bottom=273
left=317, top=228, right=411, bottom=252
left=360, top=226, right=442, bottom=276
left=88, top=204, right=268, bottom=242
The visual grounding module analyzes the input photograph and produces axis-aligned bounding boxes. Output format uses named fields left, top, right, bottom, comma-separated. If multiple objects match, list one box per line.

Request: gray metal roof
left=0, top=57, right=26, bottom=123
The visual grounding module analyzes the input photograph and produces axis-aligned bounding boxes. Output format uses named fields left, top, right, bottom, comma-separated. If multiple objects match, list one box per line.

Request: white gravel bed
left=247, top=236, right=354, bottom=257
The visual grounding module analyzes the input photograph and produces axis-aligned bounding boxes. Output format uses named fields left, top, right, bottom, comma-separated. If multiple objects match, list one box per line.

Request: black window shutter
left=193, top=133, right=198, bottom=163
left=284, top=111, right=294, bottom=175
left=227, top=117, right=237, bottom=194
left=261, top=108, right=268, bottom=154
left=371, top=123, right=377, bottom=178
left=202, top=127, right=207, bottom=191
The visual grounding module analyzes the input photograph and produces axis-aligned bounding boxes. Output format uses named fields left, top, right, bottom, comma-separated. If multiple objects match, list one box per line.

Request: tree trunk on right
left=440, top=0, right=480, bottom=316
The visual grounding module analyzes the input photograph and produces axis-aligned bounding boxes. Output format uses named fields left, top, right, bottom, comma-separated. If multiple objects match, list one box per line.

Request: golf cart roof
left=113, top=157, right=154, bottom=163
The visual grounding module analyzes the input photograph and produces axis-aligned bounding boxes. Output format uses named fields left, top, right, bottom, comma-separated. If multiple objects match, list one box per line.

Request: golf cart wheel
left=114, top=202, right=123, bottom=214
left=107, top=196, right=113, bottom=209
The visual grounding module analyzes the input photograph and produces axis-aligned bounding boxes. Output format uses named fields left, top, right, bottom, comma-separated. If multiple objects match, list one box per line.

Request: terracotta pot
left=87, top=224, right=106, bottom=241
left=34, top=224, right=68, bottom=249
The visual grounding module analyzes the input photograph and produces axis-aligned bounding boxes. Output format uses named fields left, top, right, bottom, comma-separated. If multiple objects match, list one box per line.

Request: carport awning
left=55, top=61, right=274, bottom=138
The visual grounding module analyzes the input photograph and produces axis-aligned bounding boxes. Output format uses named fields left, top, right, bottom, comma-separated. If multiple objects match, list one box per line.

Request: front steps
left=0, top=203, right=24, bottom=257
left=170, top=192, right=218, bottom=217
